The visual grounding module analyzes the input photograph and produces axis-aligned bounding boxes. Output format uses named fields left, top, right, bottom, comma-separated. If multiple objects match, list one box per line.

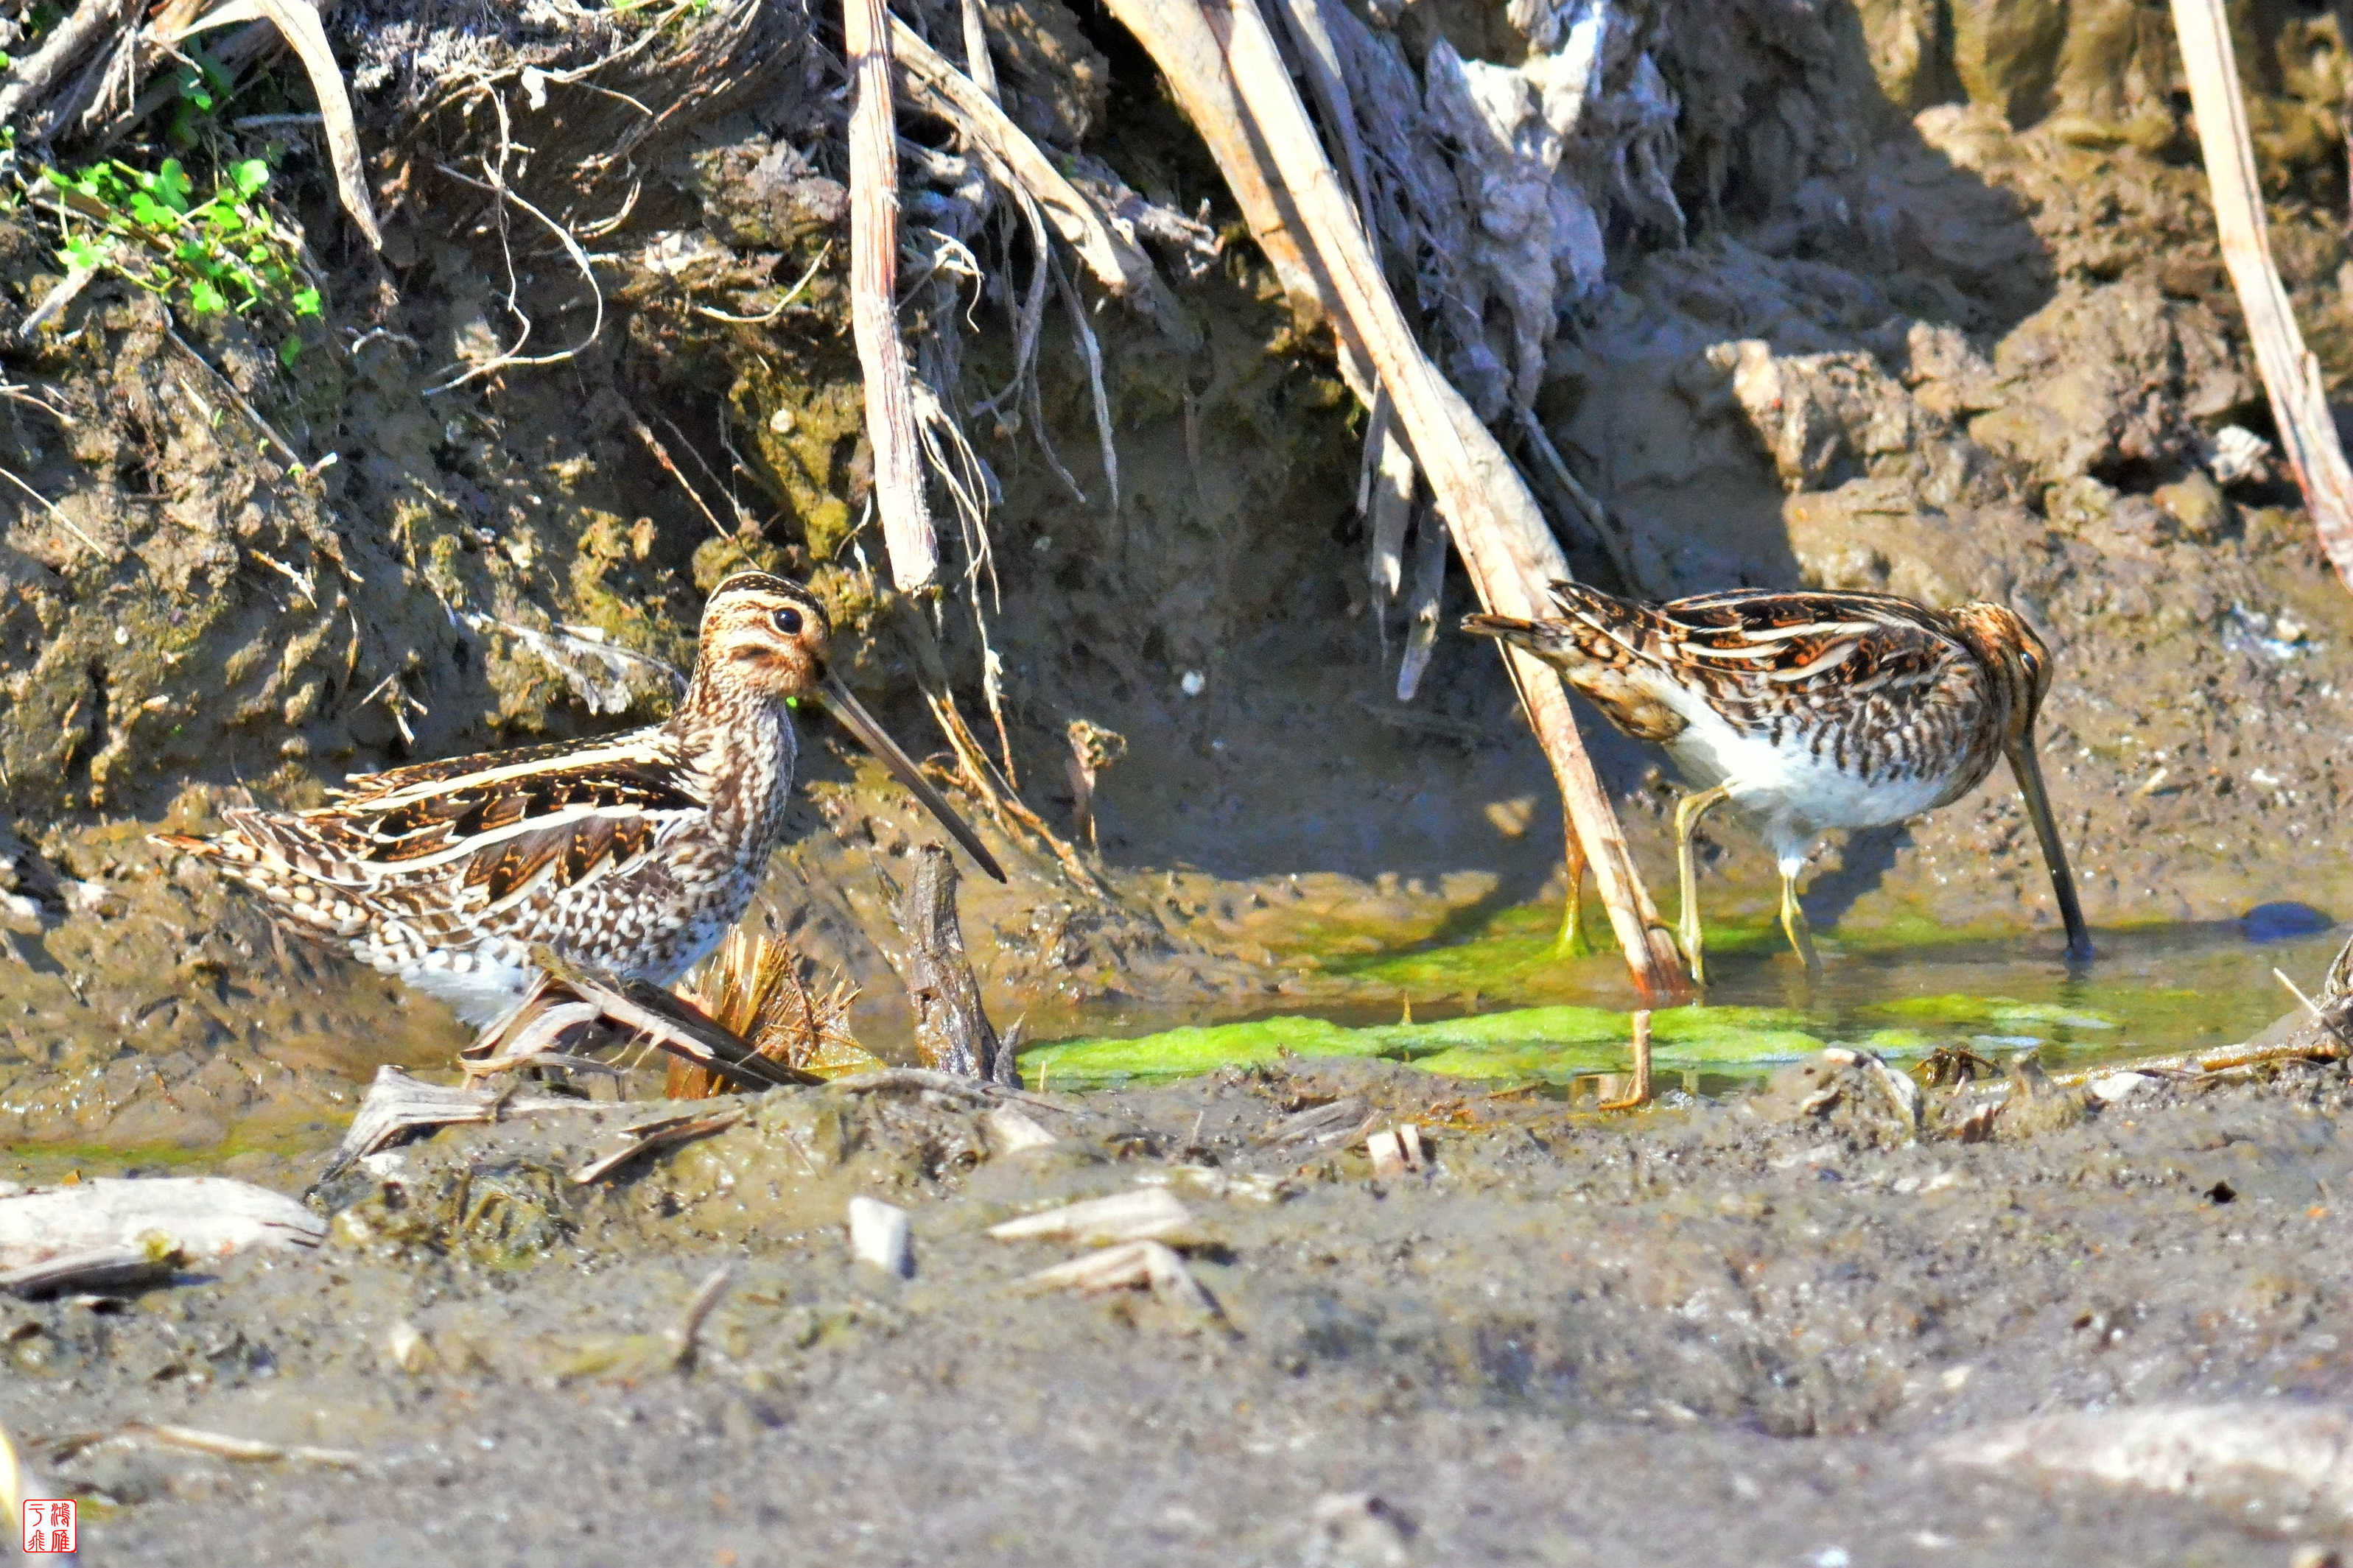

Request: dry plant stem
left=844, top=0, right=940, bottom=591
left=2172, top=0, right=2353, bottom=593
left=667, top=1265, right=734, bottom=1368
left=1115, top=0, right=1688, bottom=1001
left=958, top=0, right=999, bottom=100
left=825, top=1067, right=1095, bottom=1118
left=0, top=0, right=133, bottom=131
left=326, top=1066, right=589, bottom=1173
left=569, top=1106, right=748, bottom=1184
left=1265, top=0, right=1375, bottom=230
left=0, top=463, right=112, bottom=560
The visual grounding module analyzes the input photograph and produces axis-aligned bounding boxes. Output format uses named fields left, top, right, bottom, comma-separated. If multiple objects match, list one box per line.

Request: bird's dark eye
left=772, top=605, right=804, bottom=636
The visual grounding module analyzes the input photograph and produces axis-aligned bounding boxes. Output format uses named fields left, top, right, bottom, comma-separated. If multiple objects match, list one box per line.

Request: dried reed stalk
left=844, top=0, right=939, bottom=591
left=1107, top=0, right=1689, bottom=1001
left=2172, top=0, right=2353, bottom=594
left=667, top=928, right=874, bottom=1099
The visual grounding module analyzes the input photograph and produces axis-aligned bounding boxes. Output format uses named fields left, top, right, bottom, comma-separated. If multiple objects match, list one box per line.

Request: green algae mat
left=1017, top=1004, right=1826, bottom=1089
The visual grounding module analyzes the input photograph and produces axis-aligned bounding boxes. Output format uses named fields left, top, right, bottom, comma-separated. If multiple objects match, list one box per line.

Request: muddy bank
left=6, top=0, right=2353, bottom=1102
left=4, top=1048, right=2349, bottom=1564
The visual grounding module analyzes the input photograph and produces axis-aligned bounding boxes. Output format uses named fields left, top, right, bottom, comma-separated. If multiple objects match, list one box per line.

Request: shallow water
left=1020, top=911, right=2347, bottom=1091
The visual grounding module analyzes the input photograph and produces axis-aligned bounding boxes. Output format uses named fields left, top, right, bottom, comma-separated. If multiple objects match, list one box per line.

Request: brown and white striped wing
left=271, top=748, right=707, bottom=918
left=1647, top=591, right=1971, bottom=730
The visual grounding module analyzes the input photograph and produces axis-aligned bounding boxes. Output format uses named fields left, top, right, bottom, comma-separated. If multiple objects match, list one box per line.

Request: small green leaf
left=292, top=286, right=322, bottom=317
left=58, top=235, right=105, bottom=273
left=278, top=337, right=304, bottom=368
left=188, top=278, right=228, bottom=314
left=231, top=158, right=270, bottom=198
left=155, top=158, right=193, bottom=211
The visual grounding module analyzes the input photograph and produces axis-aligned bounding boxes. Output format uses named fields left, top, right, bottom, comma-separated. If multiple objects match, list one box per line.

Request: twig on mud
left=924, top=687, right=1106, bottom=895
left=113, top=1424, right=362, bottom=1469
left=0, top=463, right=113, bottom=562
left=163, top=326, right=304, bottom=468
left=324, top=1065, right=595, bottom=1175
left=1513, top=408, right=1649, bottom=594
left=844, top=0, right=939, bottom=591
left=667, top=1265, right=734, bottom=1368
left=654, top=411, right=759, bottom=532
left=569, top=1105, right=748, bottom=1185
left=2273, top=966, right=2353, bottom=1054
left=16, top=267, right=100, bottom=340
left=606, top=390, right=740, bottom=549
left=824, top=1067, right=1102, bottom=1119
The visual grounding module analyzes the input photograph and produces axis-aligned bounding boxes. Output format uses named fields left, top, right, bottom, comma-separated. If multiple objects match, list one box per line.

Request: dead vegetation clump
left=667, top=927, right=875, bottom=1099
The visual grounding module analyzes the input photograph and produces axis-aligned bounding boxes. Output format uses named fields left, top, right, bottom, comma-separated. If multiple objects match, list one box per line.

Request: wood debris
left=981, top=1105, right=1059, bottom=1153
left=1016, top=1240, right=1227, bottom=1327
left=326, top=1065, right=592, bottom=1175
left=884, top=844, right=1018, bottom=1083
left=986, top=1188, right=1202, bottom=1247
left=569, top=1106, right=748, bottom=1185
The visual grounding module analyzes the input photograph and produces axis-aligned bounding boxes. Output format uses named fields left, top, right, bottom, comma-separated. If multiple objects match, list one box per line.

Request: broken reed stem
left=1124, top=0, right=1688, bottom=1001
left=2171, top=0, right=2353, bottom=594
left=844, top=0, right=939, bottom=591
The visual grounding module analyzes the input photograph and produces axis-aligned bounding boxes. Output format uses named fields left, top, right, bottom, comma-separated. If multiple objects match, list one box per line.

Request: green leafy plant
left=43, top=154, right=323, bottom=365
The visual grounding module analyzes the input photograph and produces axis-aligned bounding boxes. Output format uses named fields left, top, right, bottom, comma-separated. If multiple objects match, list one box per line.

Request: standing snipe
left=156, top=572, right=1003, bottom=1024
left=1467, top=582, right=2091, bottom=984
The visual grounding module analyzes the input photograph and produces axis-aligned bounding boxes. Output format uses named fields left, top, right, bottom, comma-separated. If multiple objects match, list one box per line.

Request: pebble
left=846, top=1197, right=914, bottom=1279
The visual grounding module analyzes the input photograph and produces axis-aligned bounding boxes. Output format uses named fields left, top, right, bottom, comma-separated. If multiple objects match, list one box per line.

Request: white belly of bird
left=1665, top=702, right=1956, bottom=869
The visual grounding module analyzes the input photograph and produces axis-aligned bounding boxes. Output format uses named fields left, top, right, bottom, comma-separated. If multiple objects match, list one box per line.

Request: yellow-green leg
left=1673, top=784, right=1735, bottom=986
left=1597, top=1008, right=1653, bottom=1111
left=1554, top=834, right=1591, bottom=959
left=1778, top=869, right=1821, bottom=974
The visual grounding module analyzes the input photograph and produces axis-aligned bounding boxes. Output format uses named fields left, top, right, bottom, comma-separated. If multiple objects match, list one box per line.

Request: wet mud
left=6, top=1050, right=2350, bottom=1564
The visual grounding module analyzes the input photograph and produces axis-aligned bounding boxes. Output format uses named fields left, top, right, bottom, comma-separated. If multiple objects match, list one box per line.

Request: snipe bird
left=1466, top=583, right=2092, bottom=985
left=155, top=572, right=1004, bottom=1024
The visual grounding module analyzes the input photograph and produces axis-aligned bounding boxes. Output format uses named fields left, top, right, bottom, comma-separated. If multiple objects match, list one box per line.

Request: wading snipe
left=1466, top=582, right=2092, bottom=988
left=156, top=572, right=1003, bottom=1025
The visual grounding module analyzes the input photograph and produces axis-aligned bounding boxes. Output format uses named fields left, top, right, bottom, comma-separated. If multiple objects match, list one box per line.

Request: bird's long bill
left=2006, top=735, right=2093, bottom=962
left=818, top=673, right=1008, bottom=883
